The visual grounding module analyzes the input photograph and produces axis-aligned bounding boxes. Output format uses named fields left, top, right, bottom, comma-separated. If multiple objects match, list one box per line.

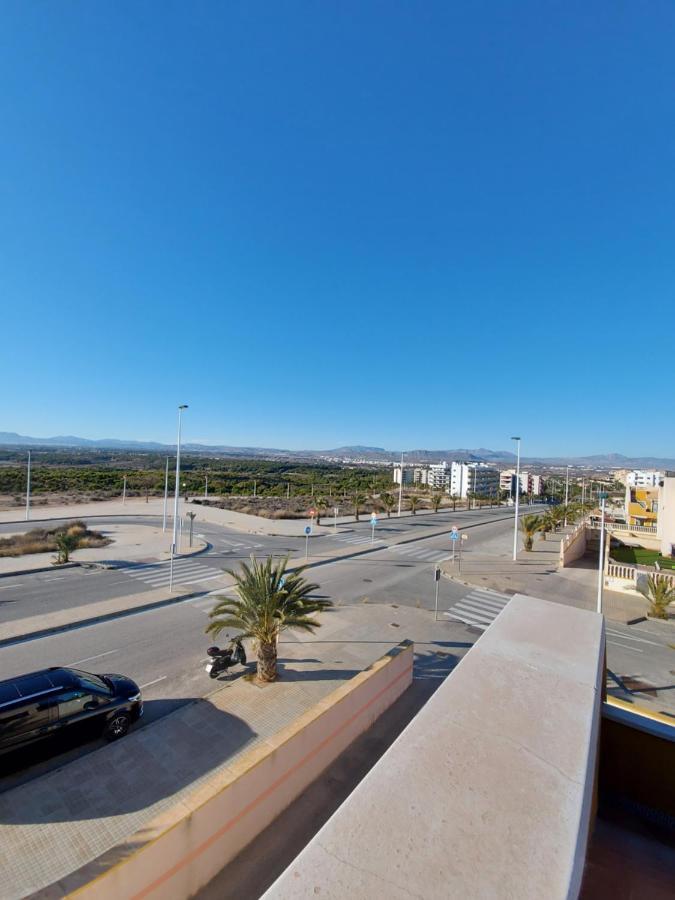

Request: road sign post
left=434, top=565, right=441, bottom=620
left=370, top=512, right=378, bottom=544
left=334, top=506, right=339, bottom=533
left=450, top=526, right=459, bottom=562
left=304, top=524, right=312, bottom=559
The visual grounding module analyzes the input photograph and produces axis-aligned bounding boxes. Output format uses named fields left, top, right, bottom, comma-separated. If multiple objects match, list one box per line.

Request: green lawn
left=610, top=546, right=675, bottom=570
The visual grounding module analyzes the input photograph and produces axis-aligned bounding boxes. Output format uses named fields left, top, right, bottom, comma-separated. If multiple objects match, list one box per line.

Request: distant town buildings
left=394, top=461, right=499, bottom=498
left=499, top=470, right=545, bottom=497
left=615, top=469, right=664, bottom=487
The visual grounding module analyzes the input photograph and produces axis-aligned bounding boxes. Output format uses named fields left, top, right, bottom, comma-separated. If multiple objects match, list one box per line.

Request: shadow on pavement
left=0, top=698, right=257, bottom=824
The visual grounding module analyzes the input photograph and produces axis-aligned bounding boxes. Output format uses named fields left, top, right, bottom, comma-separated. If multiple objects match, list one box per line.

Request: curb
left=0, top=589, right=205, bottom=650
left=0, top=562, right=79, bottom=580
left=0, top=512, right=525, bottom=646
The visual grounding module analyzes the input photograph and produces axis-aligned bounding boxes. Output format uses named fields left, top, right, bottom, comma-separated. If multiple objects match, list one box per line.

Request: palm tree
left=430, top=493, right=443, bottom=513
left=380, top=492, right=396, bottom=518
left=206, top=556, right=332, bottom=682
left=408, top=495, right=421, bottom=515
left=53, top=532, right=79, bottom=564
left=538, top=513, right=554, bottom=541
left=353, top=492, right=367, bottom=522
left=313, top=496, right=327, bottom=525
left=520, top=514, right=542, bottom=551
left=450, top=493, right=459, bottom=511
left=645, top=576, right=675, bottom=620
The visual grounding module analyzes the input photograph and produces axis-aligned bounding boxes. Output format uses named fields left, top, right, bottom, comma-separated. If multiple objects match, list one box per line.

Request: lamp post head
left=178, top=404, right=188, bottom=410
left=510, top=436, right=520, bottom=441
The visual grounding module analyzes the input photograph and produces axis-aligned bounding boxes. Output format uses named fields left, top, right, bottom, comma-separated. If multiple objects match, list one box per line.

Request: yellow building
left=625, top=486, right=659, bottom=527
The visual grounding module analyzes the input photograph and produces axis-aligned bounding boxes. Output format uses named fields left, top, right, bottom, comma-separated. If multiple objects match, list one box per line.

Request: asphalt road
left=1, top=505, right=672, bottom=790
left=0, top=505, right=541, bottom=621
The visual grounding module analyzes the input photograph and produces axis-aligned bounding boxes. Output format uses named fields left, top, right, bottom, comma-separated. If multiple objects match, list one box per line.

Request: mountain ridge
left=0, top=432, right=674, bottom=469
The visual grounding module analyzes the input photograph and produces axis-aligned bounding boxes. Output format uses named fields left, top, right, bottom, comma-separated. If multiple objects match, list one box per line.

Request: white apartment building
left=626, top=470, right=664, bottom=488
left=499, top=470, right=545, bottom=497
left=450, top=462, right=500, bottom=499
left=392, top=465, right=414, bottom=486
left=427, top=462, right=450, bottom=491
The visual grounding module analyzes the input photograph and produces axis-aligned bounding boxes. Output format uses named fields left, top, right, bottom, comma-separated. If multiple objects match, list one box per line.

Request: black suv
left=0, top=667, right=143, bottom=756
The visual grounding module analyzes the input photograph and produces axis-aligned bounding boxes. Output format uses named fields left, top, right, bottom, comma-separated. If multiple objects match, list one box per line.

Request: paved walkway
left=0, top=602, right=463, bottom=899
left=441, top=532, right=649, bottom=623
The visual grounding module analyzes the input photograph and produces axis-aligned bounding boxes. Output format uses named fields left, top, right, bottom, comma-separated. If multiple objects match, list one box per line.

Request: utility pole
left=169, top=404, right=188, bottom=592
left=25, top=451, right=31, bottom=521
left=122, top=475, right=127, bottom=505
left=511, top=436, right=521, bottom=561
left=162, top=456, right=169, bottom=533
left=397, top=452, right=404, bottom=517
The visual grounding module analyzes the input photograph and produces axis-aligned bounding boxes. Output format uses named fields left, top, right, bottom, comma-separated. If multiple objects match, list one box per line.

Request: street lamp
left=25, top=451, right=31, bottom=521
left=397, top=451, right=404, bottom=517
left=169, top=404, right=188, bottom=591
left=511, top=436, right=521, bottom=561
left=564, top=465, right=570, bottom=526
left=596, top=492, right=608, bottom=615
left=162, top=456, right=169, bottom=533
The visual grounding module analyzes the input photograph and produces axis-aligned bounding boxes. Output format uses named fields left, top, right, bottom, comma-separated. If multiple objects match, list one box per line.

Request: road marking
left=69, top=649, right=121, bottom=666
left=605, top=630, right=663, bottom=647
left=608, top=641, right=643, bottom=653
left=42, top=575, right=67, bottom=582
left=0, top=583, right=23, bottom=590
left=140, top=676, right=168, bottom=689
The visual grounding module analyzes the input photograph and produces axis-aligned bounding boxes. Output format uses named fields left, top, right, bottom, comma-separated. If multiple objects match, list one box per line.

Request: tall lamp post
left=25, top=451, right=31, bottom=521
left=162, top=456, right=169, bottom=533
left=596, top=492, right=608, bottom=614
left=564, top=465, right=570, bottom=526
left=511, top=436, right=521, bottom=561
left=169, top=405, right=188, bottom=591
left=397, top=452, right=404, bottom=517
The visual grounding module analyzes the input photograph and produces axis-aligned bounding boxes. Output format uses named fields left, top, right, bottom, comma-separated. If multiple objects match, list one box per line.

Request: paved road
left=0, top=505, right=541, bottom=621
left=2, top=506, right=671, bottom=790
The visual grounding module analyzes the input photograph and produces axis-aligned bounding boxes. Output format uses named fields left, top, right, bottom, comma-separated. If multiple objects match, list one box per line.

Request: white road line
left=608, top=641, right=643, bottom=653
left=453, top=601, right=499, bottom=622
left=179, top=573, right=226, bottom=584
left=69, top=649, right=121, bottom=666
left=0, top=583, right=23, bottom=590
left=444, top=610, right=488, bottom=630
left=471, top=588, right=511, bottom=601
left=605, top=630, right=663, bottom=647
left=464, top=595, right=508, bottom=613
left=140, top=676, right=168, bottom=689
left=42, top=575, right=67, bottom=582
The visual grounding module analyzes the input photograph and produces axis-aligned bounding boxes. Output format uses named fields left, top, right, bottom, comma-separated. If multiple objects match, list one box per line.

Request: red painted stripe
left=131, top=659, right=413, bottom=900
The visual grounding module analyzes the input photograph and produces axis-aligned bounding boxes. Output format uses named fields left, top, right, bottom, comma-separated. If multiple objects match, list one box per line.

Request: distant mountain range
left=0, top=432, right=673, bottom=469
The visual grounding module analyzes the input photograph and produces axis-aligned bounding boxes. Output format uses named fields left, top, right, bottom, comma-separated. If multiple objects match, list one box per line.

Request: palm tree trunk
left=257, top=641, right=278, bottom=682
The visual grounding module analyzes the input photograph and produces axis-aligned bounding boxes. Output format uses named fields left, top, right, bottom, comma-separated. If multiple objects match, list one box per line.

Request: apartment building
left=499, top=470, right=545, bottom=496
left=450, top=462, right=500, bottom=499
left=392, top=465, right=414, bottom=486
left=657, top=472, right=675, bottom=557
left=624, top=485, right=659, bottom=527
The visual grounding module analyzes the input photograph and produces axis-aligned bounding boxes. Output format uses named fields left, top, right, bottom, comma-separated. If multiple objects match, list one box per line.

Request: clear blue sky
left=1, top=2, right=674, bottom=457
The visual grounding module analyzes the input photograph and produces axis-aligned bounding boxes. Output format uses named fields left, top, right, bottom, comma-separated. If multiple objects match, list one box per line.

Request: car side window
left=55, top=689, right=89, bottom=718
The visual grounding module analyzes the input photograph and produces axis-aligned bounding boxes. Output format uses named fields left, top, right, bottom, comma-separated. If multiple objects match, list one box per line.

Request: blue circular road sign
left=305, top=525, right=312, bottom=535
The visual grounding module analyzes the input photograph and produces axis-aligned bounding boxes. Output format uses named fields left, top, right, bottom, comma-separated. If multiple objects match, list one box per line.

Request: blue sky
left=1, top=2, right=674, bottom=456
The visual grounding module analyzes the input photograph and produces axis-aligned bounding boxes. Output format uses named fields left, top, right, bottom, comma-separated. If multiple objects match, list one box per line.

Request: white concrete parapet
left=265, top=596, right=605, bottom=900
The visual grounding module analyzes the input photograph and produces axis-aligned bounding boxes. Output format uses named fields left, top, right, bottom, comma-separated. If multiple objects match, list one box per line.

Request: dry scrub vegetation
left=0, top=521, right=111, bottom=558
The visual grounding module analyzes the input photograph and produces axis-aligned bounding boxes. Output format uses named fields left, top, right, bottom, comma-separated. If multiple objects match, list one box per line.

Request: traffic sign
left=451, top=526, right=458, bottom=533
left=461, top=533, right=468, bottom=540
left=304, top=525, right=312, bottom=535
left=308, top=508, right=316, bottom=517
left=450, top=532, right=460, bottom=542
left=370, top=513, right=378, bottom=524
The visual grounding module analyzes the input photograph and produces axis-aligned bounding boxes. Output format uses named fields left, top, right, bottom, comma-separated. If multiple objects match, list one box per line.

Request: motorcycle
left=205, top=639, right=247, bottom=679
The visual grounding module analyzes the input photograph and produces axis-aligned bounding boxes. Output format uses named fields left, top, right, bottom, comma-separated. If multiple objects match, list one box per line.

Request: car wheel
left=104, top=712, right=131, bottom=741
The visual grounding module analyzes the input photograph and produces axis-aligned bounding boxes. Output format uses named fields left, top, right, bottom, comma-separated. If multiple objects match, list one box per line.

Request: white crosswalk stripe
left=444, top=589, right=511, bottom=631
left=117, top=559, right=226, bottom=588
left=388, top=545, right=452, bottom=562
left=334, top=536, right=385, bottom=546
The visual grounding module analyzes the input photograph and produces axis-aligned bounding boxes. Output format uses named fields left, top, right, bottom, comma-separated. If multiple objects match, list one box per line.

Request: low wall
left=61, top=641, right=414, bottom=900
left=560, top=522, right=588, bottom=567
left=265, top=596, right=605, bottom=900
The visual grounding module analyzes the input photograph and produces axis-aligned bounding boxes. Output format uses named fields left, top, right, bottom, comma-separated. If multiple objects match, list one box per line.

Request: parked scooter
left=205, top=638, right=247, bottom=679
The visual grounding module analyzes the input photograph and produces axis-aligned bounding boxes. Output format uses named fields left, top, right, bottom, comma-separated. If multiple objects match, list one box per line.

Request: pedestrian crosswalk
left=331, top=534, right=386, bottom=547
left=387, top=544, right=452, bottom=563
left=444, top=588, right=511, bottom=631
left=116, top=558, right=227, bottom=589
left=217, top=538, right=264, bottom=551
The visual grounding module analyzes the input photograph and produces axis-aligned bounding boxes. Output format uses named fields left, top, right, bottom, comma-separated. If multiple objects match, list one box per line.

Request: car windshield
left=71, top=670, right=113, bottom=695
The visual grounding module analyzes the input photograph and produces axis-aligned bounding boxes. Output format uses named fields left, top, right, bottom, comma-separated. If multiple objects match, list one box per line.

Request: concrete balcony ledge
left=265, top=596, right=606, bottom=900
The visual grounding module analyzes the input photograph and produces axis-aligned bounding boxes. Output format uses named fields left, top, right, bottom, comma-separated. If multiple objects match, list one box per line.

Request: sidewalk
left=0, top=602, right=460, bottom=900
left=0, top=521, right=207, bottom=578
left=0, top=509, right=515, bottom=646
left=441, top=533, right=648, bottom=624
